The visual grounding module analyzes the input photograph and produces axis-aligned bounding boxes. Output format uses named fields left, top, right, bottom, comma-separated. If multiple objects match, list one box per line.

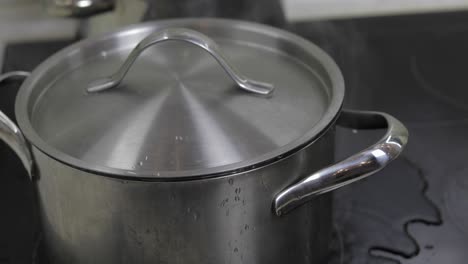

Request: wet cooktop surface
left=2, top=11, right=468, bottom=264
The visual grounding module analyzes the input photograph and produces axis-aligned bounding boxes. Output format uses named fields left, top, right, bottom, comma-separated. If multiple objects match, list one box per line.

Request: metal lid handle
left=86, top=28, right=274, bottom=96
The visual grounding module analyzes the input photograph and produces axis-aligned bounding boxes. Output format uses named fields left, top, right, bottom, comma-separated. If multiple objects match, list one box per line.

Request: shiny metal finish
left=16, top=19, right=343, bottom=178
left=33, top=128, right=335, bottom=264
left=0, top=72, right=34, bottom=178
left=0, top=18, right=409, bottom=264
left=0, top=71, right=30, bottom=81
left=87, top=28, right=274, bottom=96
left=274, top=110, right=409, bottom=215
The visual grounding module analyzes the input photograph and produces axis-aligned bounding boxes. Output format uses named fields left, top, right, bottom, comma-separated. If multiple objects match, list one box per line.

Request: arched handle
left=86, top=28, right=274, bottom=96
left=0, top=71, right=34, bottom=179
left=273, top=110, right=408, bottom=216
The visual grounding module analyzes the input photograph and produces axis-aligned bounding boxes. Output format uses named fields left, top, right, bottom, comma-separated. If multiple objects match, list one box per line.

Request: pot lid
left=16, top=19, right=344, bottom=179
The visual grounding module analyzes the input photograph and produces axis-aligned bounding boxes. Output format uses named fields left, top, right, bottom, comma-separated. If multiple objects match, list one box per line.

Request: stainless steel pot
left=0, top=19, right=408, bottom=264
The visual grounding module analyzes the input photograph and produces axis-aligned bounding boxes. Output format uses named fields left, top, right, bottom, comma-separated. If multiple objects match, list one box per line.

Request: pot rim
left=15, top=18, right=345, bottom=180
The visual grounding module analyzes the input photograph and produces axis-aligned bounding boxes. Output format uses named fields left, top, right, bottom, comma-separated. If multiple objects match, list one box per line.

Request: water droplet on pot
left=261, top=176, right=269, bottom=190
left=187, top=207, right=191, bottom=213
left=228, top=178, right=234, bottom=185
left=244, top=224, right=249, bottom=230
left=352, top=129, right=358, bottom=134
left=138, top=161, right=143, bottom=166
left=145, top=156, right=148, bottom=161
left=234, top=248, right=238, bottom=253
left=193, top=212, right=199, bottom=221
left=219, top=198, right=229, bottom=207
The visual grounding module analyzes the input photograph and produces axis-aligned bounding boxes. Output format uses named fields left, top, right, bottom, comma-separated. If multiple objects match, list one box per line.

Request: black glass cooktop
left=2, top=11, right=468, bottom=264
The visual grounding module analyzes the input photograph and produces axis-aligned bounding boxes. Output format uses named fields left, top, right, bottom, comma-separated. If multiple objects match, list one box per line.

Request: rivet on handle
left=86, top=28, right=274, bottom=96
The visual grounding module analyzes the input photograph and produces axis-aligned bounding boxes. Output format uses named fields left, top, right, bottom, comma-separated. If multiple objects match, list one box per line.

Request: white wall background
left=281, top=0, right=468, bottom=21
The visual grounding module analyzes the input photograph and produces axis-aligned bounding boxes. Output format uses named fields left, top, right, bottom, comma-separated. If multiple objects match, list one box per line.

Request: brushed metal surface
left=14, top=18, right=345, bottom=179
left=0, top=18, right=410, bottom=264
left=33, top=129, right=334, bottom=264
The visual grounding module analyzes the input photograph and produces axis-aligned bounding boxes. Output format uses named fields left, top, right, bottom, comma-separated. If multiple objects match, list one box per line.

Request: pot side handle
left=0, top=72, right=34, bottom=179
left=273, top=110, right=408, bottom=216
